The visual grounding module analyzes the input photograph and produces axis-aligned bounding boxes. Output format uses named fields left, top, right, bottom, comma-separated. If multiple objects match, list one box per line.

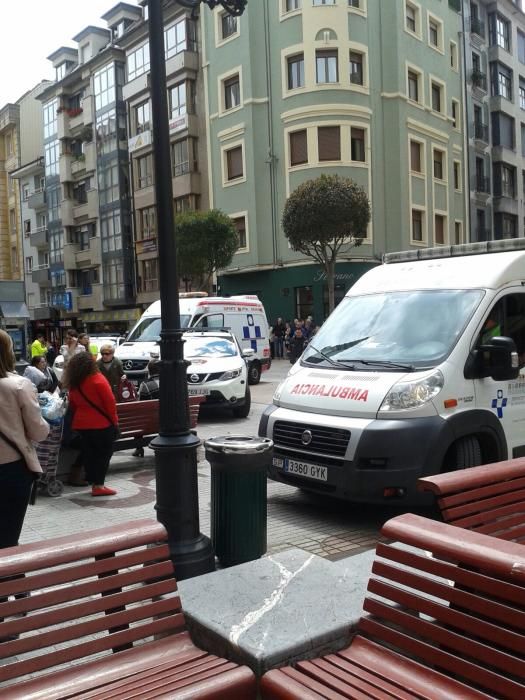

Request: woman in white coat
left=0, top=330, right=49, bottom=548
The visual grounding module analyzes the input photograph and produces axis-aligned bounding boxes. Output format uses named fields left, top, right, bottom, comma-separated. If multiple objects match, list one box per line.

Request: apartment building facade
left=118, top=0, right=210, bottom=308
left=463, top=0, right=525, bottom=241
left=198, top=0, right=466, bottom=322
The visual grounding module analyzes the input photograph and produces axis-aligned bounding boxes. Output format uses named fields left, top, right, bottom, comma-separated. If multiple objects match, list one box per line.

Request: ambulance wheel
left=233, top=388, right=251, bottom=418
left=453, top=436, right=482, bottom=470
left=248, top=361, right=261, bottom=385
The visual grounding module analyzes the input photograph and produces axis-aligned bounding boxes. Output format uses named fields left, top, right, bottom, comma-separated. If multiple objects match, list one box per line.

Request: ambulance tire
left=233, top=387, right=251, bottom=418
left=453, top=436, right=482, bottom=470
left=248, top=361, right=261, bottom=385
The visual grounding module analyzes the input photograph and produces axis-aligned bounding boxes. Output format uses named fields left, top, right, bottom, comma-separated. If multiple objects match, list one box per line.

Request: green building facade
left=202, top=0, right=466, bottom=323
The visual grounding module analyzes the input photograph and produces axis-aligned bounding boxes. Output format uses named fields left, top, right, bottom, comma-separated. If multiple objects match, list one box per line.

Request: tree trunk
left=326, top=259, right=336, bottom=315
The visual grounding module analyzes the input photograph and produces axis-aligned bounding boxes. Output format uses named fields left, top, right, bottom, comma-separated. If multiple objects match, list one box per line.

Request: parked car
left=183, top=330, right=252, bottom=418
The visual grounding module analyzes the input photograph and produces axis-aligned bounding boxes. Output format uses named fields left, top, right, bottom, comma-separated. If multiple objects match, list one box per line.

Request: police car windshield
left=127, top=315, right=191, bottom=342
left=303, top=289, right=483, bottom=370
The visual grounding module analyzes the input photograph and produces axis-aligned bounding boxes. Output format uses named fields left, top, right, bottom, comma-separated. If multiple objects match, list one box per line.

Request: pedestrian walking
left=60, top=329, right=85, bottom=367
left=272, top=318, right=286, bottom=358
left=78, top=333, right=99, bottom=359
left=63, top=352, right=118, bottom=497
left=30, top=333, right=49, bottom=359
left=96, top=344, right=125, bottom=401
left=0, top=330, right=49, bottom=548
left=288, top=327, right=307, bottom=364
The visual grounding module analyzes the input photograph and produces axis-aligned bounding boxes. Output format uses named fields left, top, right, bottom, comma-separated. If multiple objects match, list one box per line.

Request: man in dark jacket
left=288, top=327, right=306, bottom=364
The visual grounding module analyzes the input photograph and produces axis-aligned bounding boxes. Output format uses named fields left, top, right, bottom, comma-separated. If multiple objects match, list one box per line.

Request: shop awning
left=0, top=301, right=30, bottom=319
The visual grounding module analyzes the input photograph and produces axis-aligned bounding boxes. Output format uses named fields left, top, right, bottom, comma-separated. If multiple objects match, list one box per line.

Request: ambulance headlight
left=379, top=370, right=444, bottom=412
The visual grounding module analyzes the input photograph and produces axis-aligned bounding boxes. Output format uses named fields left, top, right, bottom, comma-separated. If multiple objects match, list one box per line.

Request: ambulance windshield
left=127, top=314, right=192, bottom=342
left=303, top=289, right=483, bottom=370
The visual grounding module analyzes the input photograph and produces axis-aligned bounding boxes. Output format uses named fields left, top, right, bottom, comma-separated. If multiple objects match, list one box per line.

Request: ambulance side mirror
left=464, top=336, right=519, bottom=381
left=242, top=348, right=255, bottom=358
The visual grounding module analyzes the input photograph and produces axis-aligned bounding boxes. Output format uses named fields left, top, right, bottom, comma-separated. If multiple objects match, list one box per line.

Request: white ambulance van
left=116, top=294, right=271, bottom=385
left=260, top=239, right=525, bottom=505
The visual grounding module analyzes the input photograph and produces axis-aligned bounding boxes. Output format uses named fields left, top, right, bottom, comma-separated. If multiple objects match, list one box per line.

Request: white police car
left=184, top=330, right=252, bottom=418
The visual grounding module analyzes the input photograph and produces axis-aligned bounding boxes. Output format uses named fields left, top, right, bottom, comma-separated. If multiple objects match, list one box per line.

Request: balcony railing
left=473, top=121, right=489, bottom=142
left=470, top=17, right=485, bottom=38
left=475, top=175, right=491, bottom=193
left=471, top=70, right=487, bottom=91
left=27, top=188, right=46, bottom=210
left=29, top=226, right=48, bottom=249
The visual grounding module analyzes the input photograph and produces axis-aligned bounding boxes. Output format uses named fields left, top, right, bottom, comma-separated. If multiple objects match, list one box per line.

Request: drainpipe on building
left=263, top=1, right=279, bottom=267
left=460, top=3, right=473, bottom=242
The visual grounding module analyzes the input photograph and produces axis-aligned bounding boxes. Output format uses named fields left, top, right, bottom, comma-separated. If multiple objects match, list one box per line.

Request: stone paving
left=21, top=360, right=406, bottom=561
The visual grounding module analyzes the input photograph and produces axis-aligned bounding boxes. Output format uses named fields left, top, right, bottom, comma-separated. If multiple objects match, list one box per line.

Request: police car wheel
left=247, top=361, right=261, bottom=385
left=233, top=388, right=251, bottom=418
left=453, top=436, right=482, bottom=470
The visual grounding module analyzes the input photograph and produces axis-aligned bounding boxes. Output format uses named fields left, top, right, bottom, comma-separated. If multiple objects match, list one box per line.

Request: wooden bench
left=260, top=512, right=525, bottom=699
left=0, top=518, right=256, bottom=699
left=418, top=458, right=525, bottom=543
left=114, top=395, right=205, bottom=453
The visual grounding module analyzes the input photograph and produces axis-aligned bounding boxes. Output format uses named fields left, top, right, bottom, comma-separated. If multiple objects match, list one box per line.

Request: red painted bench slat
left=417, top=458, right=525, bottom=544
left=0, top=518, right=256, bottom=700
left=260, top=513, right=525, bottom=700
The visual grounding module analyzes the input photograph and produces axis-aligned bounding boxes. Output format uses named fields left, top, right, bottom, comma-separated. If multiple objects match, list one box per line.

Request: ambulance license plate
left=273, top=457, right=327, bottom=482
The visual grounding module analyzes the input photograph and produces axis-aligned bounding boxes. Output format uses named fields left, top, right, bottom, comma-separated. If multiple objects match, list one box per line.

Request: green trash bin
left=205, top=435, right=273, bottom=567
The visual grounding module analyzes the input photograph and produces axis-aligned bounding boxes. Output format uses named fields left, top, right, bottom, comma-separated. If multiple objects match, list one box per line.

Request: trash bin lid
left=204, top=435, right=273, bottom=456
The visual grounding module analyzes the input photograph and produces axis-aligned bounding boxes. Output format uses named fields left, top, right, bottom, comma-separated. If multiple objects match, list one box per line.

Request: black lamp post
left=147, top=0, right=247, bottom=580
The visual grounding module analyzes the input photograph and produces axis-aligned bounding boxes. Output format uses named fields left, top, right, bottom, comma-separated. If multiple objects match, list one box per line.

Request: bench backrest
left=0, top=519, right=184, bottom=686
left=418, top=459, right=525, bottom=543
left=116, top=396, right=204, bottom=435
left=358, top=513, right=525, bottom=699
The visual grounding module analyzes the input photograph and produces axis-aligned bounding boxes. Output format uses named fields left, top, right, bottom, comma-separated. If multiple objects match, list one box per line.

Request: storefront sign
left=313, top=271, right=355, bottom=283
left=81, top=309, right=141, bottom=323
left=169, top=114, right=187, bottom=134
left=51, top=291, right=72, bottom=311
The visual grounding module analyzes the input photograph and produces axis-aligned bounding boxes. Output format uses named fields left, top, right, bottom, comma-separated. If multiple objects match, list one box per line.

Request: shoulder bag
left=0, top=429, right=39, bottom=505
left=77, top=385, right=121, bottom=440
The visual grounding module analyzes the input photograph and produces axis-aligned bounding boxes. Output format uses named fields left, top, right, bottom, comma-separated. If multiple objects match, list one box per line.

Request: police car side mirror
left=465, top=336, right=519, bottom=381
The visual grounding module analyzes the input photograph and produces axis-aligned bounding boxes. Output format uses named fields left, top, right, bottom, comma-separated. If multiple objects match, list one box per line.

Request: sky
left=1, top=0, right=140, bottom=106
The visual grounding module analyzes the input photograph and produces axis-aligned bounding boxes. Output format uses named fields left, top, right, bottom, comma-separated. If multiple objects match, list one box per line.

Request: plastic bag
left=117, top=377, right=137, bottom=403
left=38, top=391, right=66, bottom=425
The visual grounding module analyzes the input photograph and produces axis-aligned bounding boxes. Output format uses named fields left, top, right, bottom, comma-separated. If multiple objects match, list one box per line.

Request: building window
left=350, top=127, right=366, bottom=162
left=318, top=126, right=340, bottom=161
left=93, top=63, right=115, bottom=111
left=491, top=111, right=515, bottom=149
left=407, top=70, right=419, bottom=102
left=454, top=161, right=461, bottom=190
left=451, top=99, right=460, bottom=129
left=232, top=215, right=247, bottom=249
left=405, top=1, right=419, bottom=34
left=171, top=137, right=197, bottom=177
left=316, top=49, right=338, bottom=84
left=519, top=30, right=525, bottom=65
left=349, top=51, right=363, bottom=85
left=226, top=145, right=243, bottom=181
left=429, top=19, right=440, bottom=49
left=454, top=221, right=463, bottom=245
left=103, top=260, right=126, bottom=300
left=431, top=82, right=443, bottom=113
left=520, top=79, right=525, bottom=110
left=24, top=220, right=31, bottom=236
left=491, top=63, right=512, bottom=100
left=221, top=13, right=237, bottom=39
left=433, top=149, right=444, bottom=180
left=100, top=210, right=122, bottom=254
left=138, top=258, right=159, bottom=293
left=450, top=41, right=458, bottom=70
left=435, top=214, right=445, bottom=244
left=287, top=53, right=304, bottom=89
left=128, top=42, right=150, bottom=81
left=25, top=257, right=33, bottom=273
left=165, top=17, right=197, bottom=58
left=489, top=13, right=510, bottom=51
left=134, top=101, right=150, bottom=134
left=348, top=0, right=360, bottom=7
left=498, top=164, right=516, bottom=198
left=286, top=0, right=301, bottom=10
left=313, top=0, right=336, bottom=5
left=136, top=154, right=153, bottom=189
left=22, top=184, right=30, bottom=201
left=169, top=80, right=195, bottom=118
left=412, top=209, right=423, bottom=242
left=97, top=162, right=119, bottom=205
left=137, top=206, right=157, bottom=241
left=224, top=74, right=240, bottom=110
left=289, top=129, right=308, bottom=166
left=410, top=140, right=422, bottom=172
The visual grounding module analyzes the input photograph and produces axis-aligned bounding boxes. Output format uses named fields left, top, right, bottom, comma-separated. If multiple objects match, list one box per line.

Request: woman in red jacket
left=64, top=352, right=118, bottom=497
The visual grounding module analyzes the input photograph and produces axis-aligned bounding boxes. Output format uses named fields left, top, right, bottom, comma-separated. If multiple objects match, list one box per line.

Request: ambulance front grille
left=273, top=421, right=349, bottom=458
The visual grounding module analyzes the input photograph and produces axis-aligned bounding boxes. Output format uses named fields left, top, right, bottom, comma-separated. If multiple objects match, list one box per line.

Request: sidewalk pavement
left=22, top=359, right=386, bottom=562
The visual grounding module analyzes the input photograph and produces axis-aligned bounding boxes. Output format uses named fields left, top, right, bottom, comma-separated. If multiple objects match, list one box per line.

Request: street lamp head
left=177, top=0, right=248, bottom=16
